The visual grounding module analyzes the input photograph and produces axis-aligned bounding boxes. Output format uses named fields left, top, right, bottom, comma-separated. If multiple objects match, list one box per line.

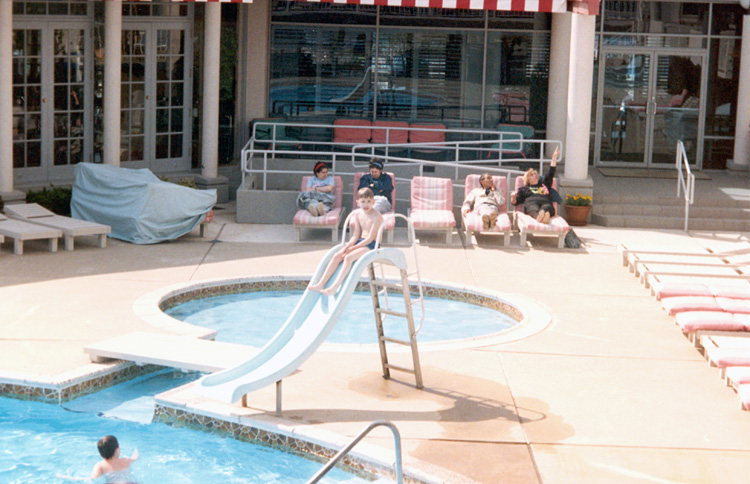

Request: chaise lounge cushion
left=293, top=176, right=344, bottom=227
left=409, top=176, right=456, bottom=230
left=462, top=174, right=512, bottom=234
left=674, top=311, right=749, bottom=333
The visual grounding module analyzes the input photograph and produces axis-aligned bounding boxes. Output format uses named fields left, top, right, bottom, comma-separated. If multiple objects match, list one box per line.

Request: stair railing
left=305, top=420, right=404, bottom=484
left=675, top=140, right=695, bottom=232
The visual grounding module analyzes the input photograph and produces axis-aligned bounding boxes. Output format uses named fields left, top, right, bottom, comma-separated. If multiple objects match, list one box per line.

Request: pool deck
left=3, top=197, right=750, bottom=483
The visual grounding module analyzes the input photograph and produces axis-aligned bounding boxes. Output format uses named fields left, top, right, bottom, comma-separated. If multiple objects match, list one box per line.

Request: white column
left=546, top=12, right=571, bottom=157
left=103, top=0, right=122, bottom=166
left=564, top=13, right=596, bottom=182
left=729, top=13, right=750, bottom=170
left=0, top=0, right=13, bottom=192
left=201, top=2, right=221, bottom=179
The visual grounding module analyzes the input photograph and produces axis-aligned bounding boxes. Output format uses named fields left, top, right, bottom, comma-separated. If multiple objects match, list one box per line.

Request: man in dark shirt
left=357, top=159, right=393, bottom=213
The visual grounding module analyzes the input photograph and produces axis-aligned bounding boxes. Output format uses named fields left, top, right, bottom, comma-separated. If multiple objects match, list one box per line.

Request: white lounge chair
left=0, top=213, right=61, bottom=255
left=4, top=203, right=110, bottom=251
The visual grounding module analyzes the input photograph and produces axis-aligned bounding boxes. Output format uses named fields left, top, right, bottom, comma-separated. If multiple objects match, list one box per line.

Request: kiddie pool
left=136, top=276, right=552, bottom=352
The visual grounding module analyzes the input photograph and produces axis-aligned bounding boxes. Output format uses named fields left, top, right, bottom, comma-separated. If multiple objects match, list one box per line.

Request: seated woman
left=357, top=159, right=393, bottom=214
left=296, top=162, right=335, bottom=217
left=510, top=146, right=560, bottom=224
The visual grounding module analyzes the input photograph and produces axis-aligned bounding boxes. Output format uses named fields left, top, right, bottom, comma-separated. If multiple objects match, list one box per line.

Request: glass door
left=13, top=22, right=92, bottom=183
left=121, top=23, right=191, bottom=172
left=595, top=49, right=705, bottom=167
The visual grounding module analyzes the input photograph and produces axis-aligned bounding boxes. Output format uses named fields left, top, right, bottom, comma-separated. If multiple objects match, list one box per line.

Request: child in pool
left=308, top=187, right=383, bottom=296
left=91, top=435, right=138, bottom=483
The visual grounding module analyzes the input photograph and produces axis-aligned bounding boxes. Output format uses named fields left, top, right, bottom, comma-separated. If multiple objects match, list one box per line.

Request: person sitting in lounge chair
left=510, top=146, right=561, bottom=224
left=357, top=159, right=393, bottom=214
left=296, top=162, right=336, bottom=217
left=461, top=173, right=505, bottom=230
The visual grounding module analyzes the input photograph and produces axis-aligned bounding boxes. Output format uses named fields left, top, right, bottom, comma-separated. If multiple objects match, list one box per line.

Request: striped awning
left=115, top=0, right=580, bottom=14
left=290, top=0, right=567, bottom=12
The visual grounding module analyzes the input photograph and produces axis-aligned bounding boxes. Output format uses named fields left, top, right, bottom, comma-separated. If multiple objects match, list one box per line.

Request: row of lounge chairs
left=293, top=173, right=570, bottom=247
left=621, top=243, right=750, bottom=410
left=0, top=203, right=110, bottom=255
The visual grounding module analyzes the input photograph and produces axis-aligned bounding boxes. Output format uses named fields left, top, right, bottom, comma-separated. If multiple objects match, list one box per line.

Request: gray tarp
left=71, top=163, right=216, bottom=244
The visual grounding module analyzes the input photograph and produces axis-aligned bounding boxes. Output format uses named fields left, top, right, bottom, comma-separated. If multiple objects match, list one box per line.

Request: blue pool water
left=165, top=291, right=517, bottom=347
left=0, top=372, right=367, bottom=484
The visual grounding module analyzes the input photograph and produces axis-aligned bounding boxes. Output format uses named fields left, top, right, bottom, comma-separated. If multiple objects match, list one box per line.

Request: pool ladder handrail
left=305, top=420, right=404, bottom=484
left=340, top=212, right=426, bottom=334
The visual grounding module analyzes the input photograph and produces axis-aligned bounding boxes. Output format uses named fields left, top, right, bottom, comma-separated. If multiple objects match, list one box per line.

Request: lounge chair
left=662, top=296, right=750, bottom=316
left=293, top=175, right=345, bottom=242
left=371, top=121, right=409, bottom=157
left=650, top=279, right=750, bottom=301
left=620, top=242, right=750, bottom=271
left=333, top=119, right=371, bottom=145
left=462, top=174, right=512, bottom=246
left=674, top=311, right=750, bottom=341
left=5, top=203, right=110, bottom=251
left=409, top=176, right=456, bottom=244
left=408, top=123, right=449, bottom=161
left=353, top=171, right=396, bottom=243
left=512, top=176, right=569, bottom=248
left=0, top=213, right=61, bottom=255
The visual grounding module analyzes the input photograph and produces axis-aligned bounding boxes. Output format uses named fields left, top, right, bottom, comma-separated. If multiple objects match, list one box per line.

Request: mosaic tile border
left=158, top=278, right=523, bottom=323
left=154, top=404, right=429, bottom=484
left=0, top=363, right=159, bottom=403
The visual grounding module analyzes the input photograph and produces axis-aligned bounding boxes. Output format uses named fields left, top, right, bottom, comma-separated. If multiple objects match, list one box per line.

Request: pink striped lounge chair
left=409, top=176, right=456, bottom=244
left=462, top=174, right=512, bottom=246
left=513, top=175, right=569, bottom=248
left=353, top=171, right=396, bottom=243
left=293, top=175, right=345, bottom=242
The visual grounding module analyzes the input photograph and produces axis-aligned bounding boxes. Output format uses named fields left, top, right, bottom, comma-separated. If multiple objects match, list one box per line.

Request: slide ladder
left=368, top=214, right=424, bottom=389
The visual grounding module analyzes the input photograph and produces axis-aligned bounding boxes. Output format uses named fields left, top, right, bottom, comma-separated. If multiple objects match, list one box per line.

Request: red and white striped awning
left=290, top=0, right=567, bottom=12
left=118, top=0, right=580, bottom=14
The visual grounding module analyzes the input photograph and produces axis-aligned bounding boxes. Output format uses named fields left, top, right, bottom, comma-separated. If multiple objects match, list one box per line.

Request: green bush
left=26, top=187, right=72, bottom=216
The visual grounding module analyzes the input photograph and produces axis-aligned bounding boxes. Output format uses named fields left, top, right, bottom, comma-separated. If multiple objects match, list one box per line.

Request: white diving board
left=84, top=331, right=257, bottom=373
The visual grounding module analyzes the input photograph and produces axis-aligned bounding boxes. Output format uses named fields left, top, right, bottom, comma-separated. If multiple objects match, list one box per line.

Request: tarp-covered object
left=71, top=163, right=216, bottom=244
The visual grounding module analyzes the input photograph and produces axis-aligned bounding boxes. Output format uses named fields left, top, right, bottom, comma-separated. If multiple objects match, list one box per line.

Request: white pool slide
left=196, top=244, right=408, bottom=404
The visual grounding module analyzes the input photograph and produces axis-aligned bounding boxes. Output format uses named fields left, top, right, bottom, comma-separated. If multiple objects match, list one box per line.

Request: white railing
left=240, top=120, right=563, bottom=213
left=675, top=140, right=695, bottom=232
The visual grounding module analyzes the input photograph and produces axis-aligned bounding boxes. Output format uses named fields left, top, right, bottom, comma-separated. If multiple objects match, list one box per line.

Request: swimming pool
left=164, top=290, right=519, bottom=347
left=0, top=372, right=369, bottom=484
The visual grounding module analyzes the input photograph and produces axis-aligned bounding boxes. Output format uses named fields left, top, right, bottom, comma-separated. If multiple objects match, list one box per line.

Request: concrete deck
left=3, top=186, right=750, bottom=483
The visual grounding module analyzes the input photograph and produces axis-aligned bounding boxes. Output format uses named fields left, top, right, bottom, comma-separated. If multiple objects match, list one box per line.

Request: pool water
left=165, top=291, right=517, bottom=347
left=0, top=373, right=368, bottom=483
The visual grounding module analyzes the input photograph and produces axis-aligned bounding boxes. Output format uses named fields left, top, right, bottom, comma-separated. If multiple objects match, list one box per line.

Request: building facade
left=1, top=0, right=748, bottom=201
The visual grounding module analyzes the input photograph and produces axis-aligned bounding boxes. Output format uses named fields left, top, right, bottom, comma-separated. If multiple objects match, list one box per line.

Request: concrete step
left=592, top=213, right=750, bottom=231
left=594, top=193, right=750, bottom=209
left=594, top=204, right=750, bottom=219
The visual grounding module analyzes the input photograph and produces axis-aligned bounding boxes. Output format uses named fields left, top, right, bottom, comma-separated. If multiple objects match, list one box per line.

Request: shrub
left=26, top=186, right=72, bottom=216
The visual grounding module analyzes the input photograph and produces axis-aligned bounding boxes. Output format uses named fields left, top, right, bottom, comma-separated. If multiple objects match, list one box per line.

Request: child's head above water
left=97, top=435, right=119, bottom=460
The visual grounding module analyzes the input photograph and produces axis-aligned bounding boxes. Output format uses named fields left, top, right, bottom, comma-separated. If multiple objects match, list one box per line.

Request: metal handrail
left=675, top=140, right=695, bottom=232
left=305, top=420, right=403, bottom=484
left=338, top=212, right=426, bottom=334
left=242, top=120, right=563, bottom=187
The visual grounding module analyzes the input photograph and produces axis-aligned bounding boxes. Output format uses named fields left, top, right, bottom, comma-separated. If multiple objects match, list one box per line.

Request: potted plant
left=563, top=193, right=592, bottom=226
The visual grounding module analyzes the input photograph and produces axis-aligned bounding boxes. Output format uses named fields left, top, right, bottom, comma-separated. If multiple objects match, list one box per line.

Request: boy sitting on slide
left=308, top=187, right=383, bottom=296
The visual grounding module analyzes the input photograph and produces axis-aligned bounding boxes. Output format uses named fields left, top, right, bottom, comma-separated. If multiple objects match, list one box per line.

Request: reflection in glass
left=55, top=85, right=69, bottom=110
left=171, top=134, right=182, bottom=158
left=54, top=59, right=69, bottom=83
left=54, top=30, right=68, bottom=56
left=171, top=83, right=183, bottom=106
left=27, top=141, right=41, bottom=167
left=55, top=140, right=68, bottom=165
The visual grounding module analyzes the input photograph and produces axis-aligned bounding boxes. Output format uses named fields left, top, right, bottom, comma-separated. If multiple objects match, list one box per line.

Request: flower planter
left=564, top=204, right=591, bottom=226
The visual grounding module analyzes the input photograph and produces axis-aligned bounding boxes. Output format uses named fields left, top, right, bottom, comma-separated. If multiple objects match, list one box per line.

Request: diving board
left=196, top=245, right=412, bottom=406
left=84, top=331, right=256, bottom=373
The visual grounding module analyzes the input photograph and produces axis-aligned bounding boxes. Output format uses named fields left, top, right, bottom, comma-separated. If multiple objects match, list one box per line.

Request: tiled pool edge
left=153, top=398, right=479, bottom=484
left=0, top=362, right=160, bottom=403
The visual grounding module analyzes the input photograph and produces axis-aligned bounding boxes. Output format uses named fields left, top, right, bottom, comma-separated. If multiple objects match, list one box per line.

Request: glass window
left=380, top=7, right=484, bottom=28
left=704, top=36, right=740, bottom=137
left=272, top=1, right=376, bottom=25
left=488, top=11, right=549, bottom=30
left=377, top=29, right=485, bottom=126
left=711, top=3, right=744, bottom=37
left=270, top=26, right=375, bottom=120
left=484, top=32, right=550, bottom=133
left=602, top=1, right=708, bottom=36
